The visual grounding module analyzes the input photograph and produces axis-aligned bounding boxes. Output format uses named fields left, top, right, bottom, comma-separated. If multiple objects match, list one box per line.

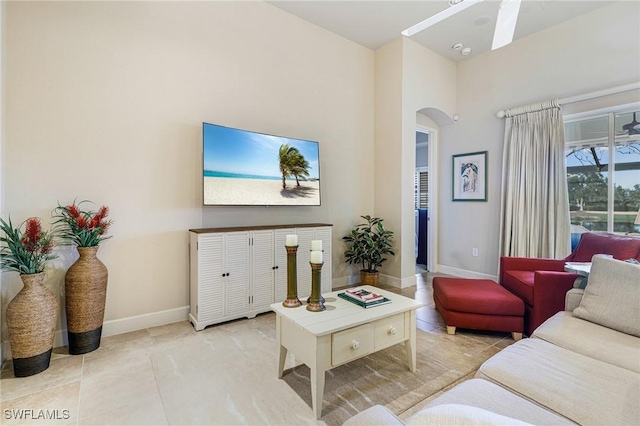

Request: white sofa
left=344, top=255, right=640, bottom=425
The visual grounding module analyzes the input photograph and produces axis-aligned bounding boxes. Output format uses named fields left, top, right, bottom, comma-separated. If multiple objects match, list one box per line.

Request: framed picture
left=452, top=151, right=487, bottom=201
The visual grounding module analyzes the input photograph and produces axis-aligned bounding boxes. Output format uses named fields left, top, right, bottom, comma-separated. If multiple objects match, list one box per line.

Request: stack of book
left=338, top=287, right=391, bottom=308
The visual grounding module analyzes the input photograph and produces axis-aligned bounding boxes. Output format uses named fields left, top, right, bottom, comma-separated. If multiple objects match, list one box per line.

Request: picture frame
left=452, top=151, right=487, bottom=202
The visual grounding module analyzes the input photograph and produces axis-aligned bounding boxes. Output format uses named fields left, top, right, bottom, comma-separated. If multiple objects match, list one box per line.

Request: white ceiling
left=266, top=0, right=614, bottom=62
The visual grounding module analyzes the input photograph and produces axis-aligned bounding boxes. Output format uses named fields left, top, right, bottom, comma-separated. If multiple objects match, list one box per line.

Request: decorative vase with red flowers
left=53, top=200, right=113, bottom=355
left=1, top=217, right=58, bottom=377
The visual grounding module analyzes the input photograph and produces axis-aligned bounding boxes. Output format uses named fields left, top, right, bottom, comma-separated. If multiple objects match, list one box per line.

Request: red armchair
left=500, top=232, right=640, bottom=335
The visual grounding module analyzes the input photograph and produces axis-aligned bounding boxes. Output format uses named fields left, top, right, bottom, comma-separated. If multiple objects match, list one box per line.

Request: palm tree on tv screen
left=278, top=144, right=310, bottom=189
left=279, top=144, right=296, bottom=189
left=290, top=151, right=310, bottom=187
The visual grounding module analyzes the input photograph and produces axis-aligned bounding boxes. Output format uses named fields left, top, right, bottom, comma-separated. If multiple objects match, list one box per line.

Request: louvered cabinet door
left=224, top=232, right=250, bottom=317
left=295, top=228, right=314, bottom=299
left=314, top=226, right=333, bottom=293
left=274, top=229, right=294, bottom=303
left=197, top=233, right=225, bottom=323
left=251, top=230, right=275, bottom=311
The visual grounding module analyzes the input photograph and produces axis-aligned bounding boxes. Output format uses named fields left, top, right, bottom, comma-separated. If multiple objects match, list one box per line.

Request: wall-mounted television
left=203, top=122, right=321, bottom=206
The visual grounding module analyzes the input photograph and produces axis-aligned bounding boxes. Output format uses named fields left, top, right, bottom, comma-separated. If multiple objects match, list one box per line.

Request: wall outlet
left=472, top=248, right=479, bottom=257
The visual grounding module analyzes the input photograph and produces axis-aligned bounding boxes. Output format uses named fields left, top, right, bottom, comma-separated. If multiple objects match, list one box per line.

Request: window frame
left=564, top=103, right=640, bottom=234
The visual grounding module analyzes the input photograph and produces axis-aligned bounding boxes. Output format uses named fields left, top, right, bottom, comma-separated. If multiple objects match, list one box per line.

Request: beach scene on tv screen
left=203, top=124, right=320, bottom=206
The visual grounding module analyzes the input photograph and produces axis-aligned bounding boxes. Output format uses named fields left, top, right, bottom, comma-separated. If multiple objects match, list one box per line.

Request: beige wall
left=373, top=38, right=404, bottom=282
left=2, top=1, right=374, bottom=347
left=439, top=1, right=640, bottom=278
left=374, top=37, right=456, bottom=287
left=399, top=39, right=456, bottom=284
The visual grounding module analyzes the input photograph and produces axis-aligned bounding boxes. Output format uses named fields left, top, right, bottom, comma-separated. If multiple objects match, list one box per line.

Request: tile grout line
left=148, top=327, right=171, bottom=425
left=74, top=355, right=84, bottom=426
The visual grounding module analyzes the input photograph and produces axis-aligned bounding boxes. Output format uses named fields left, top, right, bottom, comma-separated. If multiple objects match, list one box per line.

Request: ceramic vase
left=7, top=272, right=58, bottom=377
left=65, top=246, right=108, bottom=355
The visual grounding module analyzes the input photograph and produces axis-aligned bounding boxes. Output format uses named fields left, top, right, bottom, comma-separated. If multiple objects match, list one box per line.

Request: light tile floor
left=1, top=271, right=515, bottom=425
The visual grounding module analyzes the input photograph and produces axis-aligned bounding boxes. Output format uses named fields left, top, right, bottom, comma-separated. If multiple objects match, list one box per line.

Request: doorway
left=415, top=130, right=429, bottom=271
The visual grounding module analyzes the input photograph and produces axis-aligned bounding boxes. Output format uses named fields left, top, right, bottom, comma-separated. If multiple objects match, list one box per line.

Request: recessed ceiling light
left=461, top=47, right=472, bottom=56
left=452, top=43, right=464, bottom=50
left=473, top=15, right=492, bottom=26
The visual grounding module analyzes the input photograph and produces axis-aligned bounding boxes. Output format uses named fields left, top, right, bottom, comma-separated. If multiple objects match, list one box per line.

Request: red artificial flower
left=88, top=217, right=100, bottom=229
left=76, top=216, right=87, bottom=228
left=67, top=205, right=80, bottom=219
left=96, top=206, right=109, bottom=221
left=25, top=218, right=42, bottom=245
left=99, top=220, right=110, bottom=234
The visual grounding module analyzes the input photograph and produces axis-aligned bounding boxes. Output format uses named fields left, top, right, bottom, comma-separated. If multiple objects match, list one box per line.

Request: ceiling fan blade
left=491, top=0, right=521, bottom=50
left=402, top=0, right=484, bottom=37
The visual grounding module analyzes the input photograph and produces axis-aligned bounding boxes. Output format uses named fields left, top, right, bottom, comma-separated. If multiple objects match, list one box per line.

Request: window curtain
left=499, top=103, right=571, bottom=259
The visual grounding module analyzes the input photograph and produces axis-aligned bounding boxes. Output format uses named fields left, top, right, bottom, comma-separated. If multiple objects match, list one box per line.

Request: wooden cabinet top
left=190, top=223, right=333, bottom=234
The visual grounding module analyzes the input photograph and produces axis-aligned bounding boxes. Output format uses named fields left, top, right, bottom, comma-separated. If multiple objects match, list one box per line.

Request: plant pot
left=360, top=270, right=379, bottom=286
left=65, top=246, right=108, bottom=355
left=7, top=272, right=58, bottom=377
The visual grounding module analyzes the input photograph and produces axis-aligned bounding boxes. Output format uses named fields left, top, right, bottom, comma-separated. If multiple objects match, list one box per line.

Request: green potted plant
left=0, top=217, right=58, bottom=377
left=53, top=200, right=113, bottom=355
left=342, top=215, right=395, bottom=286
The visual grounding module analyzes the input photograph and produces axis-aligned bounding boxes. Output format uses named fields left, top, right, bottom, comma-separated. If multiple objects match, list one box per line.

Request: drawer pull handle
left=388, top=326, right=397, bottom=335
left=351, top=340, right=360, bottom=350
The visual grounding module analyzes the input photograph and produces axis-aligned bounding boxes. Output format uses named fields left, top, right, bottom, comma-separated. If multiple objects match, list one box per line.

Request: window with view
left=565, top=108, right=640, bottom=241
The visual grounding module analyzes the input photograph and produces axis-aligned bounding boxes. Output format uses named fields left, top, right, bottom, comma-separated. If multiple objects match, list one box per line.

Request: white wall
left=2, top=1, right=374, bottom=351
left=439, top=1, right=640, bottom=278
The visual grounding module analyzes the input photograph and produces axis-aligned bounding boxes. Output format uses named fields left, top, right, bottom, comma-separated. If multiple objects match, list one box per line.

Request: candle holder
left=307, top=262, right=325, bottom=312
left=282, top=245, right=302, bottom=308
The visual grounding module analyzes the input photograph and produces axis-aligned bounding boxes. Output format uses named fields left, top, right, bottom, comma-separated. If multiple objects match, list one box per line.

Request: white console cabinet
left=189, top=224, right=332, bottom=331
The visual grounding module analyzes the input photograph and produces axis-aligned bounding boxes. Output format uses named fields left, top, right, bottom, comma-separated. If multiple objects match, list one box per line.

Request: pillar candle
left=311, top=240, right=323, bottom=251
left=310, top=250, right=323, bottom=264
left=285, top=234, right=298, bottom=246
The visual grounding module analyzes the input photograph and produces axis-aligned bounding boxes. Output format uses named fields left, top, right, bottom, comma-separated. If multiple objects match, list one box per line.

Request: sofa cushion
left=342, top=404, right=403, bottom=426
left=569, top=232, right=640, bottom=262
left=533, top=311, right=640, bottom=373
left=476, top=338, right=640, bottom=425
left=573, top=255, right=640, bottom=337
left=501, top=271, right=534, bottom=306
left=407, top=404, right=532, bottom=426
left=422, top=379, right=573, bottom=425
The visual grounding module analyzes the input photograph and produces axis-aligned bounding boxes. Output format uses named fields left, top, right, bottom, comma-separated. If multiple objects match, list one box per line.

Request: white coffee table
left=565, top=262, right=591, bottom=288
left=271, top=286, right=421, bottom=419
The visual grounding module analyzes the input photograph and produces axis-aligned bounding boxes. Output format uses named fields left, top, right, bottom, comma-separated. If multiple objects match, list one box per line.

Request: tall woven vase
left=65, top=246, right=108, bottom=355
left=7, top=272, right=58, bottom=377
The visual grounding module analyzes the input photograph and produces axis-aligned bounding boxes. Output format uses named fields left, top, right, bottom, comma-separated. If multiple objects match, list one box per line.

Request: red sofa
left=500, top=232, right=640, bottom=335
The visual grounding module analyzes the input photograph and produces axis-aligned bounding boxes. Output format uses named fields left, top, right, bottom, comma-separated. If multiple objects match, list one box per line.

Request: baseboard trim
left=102, top=306, right=190, bottom=337
left=437, top=264, right=498, bottom=282
left=1, top=305, right=191, bottom=365
left=6, top=306, right=191, bottom=360
left=379, top=273, right=416, bottom=289
left=332, top=275, right=359, bottom=289
left=334, top=273, right=416, bottom=289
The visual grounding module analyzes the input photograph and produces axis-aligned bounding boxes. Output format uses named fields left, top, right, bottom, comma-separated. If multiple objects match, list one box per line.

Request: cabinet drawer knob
left=388, top=326, right=396, bottom=335
left=351, top=340, right=360, bottom=350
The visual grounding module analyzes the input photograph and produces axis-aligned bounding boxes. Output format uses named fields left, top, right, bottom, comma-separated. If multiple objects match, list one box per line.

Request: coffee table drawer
left=374, top=313, right=405, bottom=348
left=332, top=323, right=374, bottom=366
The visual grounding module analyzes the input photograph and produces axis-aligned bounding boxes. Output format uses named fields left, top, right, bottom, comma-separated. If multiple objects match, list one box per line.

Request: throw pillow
left=573, top=255, right=640, bottom=337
